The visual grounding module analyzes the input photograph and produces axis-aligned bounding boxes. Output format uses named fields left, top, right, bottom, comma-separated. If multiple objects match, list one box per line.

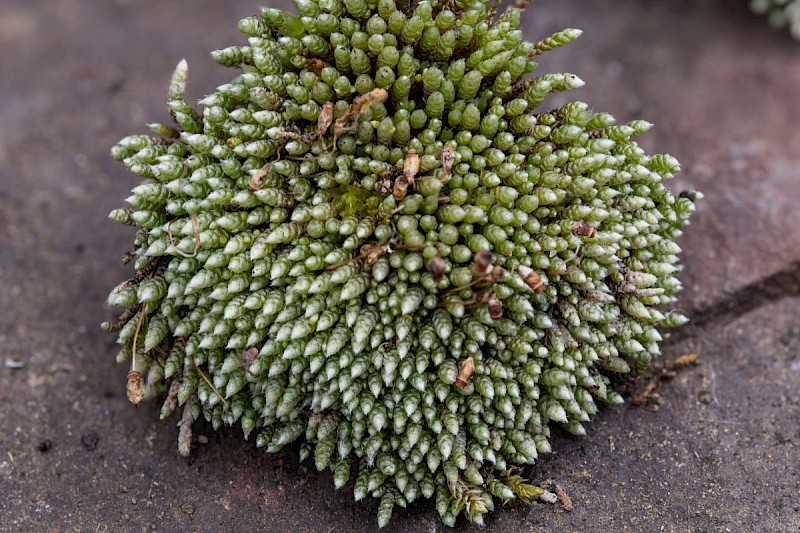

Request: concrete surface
left=1, top=0, right=798, bottom=531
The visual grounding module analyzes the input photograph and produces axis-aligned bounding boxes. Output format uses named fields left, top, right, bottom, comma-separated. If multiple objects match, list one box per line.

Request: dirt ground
left=1, top=0, right=799, bottom=531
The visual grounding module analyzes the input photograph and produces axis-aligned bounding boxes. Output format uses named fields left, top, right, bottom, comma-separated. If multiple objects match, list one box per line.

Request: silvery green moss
left=105, top=0, right=698, bottom=527
left=751, top=0, right=800, bottom=38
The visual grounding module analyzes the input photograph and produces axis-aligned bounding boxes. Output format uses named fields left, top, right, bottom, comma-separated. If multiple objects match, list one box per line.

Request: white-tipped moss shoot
left=106, top=0, right=698, bottom=527
left=751, top=0, right=800, bottom=38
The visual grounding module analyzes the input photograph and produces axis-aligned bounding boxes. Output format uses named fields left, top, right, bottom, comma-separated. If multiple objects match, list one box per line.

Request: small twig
left=707, top=362, right=720, bottom=407
left=444, top=279, right=482, bottom=294
left=177, top=402, right=195, bottom=456
left=105, top=305, right=141, bottom=332
left=381, top=204, right=406, bottom=222
left=126, top=307, right=148, bottom=405
left=673, top=353, right=699, bottom=368
left=234, top=348, right=259, bottom=376
left=553, top=483, right=573, bottom=512
left=131, top=307, right=147, bottom=373
left=169, top=213, right=200, bottom=258
left=325, top=255, right=361, bottom=271
left=285, top=154, right=325, bottom=161
left=700, top=419, right=745, bottom=426
left=631, top=380, right=657, bottom=406
left=194, top=364, right=229, bottom=408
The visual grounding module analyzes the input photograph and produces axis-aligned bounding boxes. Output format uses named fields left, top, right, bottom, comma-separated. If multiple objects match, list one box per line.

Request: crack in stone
left=665, top=260, right=800, bottom=346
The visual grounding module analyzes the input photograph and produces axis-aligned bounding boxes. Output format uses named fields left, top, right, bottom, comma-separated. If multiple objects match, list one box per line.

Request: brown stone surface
left=1, top=1, right=799, bottom=531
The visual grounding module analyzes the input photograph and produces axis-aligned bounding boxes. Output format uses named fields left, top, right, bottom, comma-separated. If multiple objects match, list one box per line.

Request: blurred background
left=1, top=0, right=798, bottom=530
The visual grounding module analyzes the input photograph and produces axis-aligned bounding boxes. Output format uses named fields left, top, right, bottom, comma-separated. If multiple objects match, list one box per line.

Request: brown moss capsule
left=403, top=148, right=420, bottom=181
left=441, top=144, right=455, bottom=181
left=485, top=266, right=505, bottom=284
left=361, top=241, right=389, bottom=267
left=332, top=89, right=388, bottom=147
left=487, top=293, right=503, bottom=320
left=375, top=177, right=393, bottom=196
left=473, top=250, right=495, bottom=278
left=248, top=164, right=270, bottom=191
left=307, top=58, right=327, bottom=74
left=316, top=101, right=335, bottom=139
left=240, top=347, right=259, bottom=368
left=429, top=255, right=445, bottom=282
left=570, top=221, right=597, bottom=238
left=273, top=130, right=306, bottom=141
left=518, top=265, right=546, bottom=293
left=354, top=87, right=389, bottom=115
left=392, top=174, right=410, bottom=201
left=474, top=289, right=494, bottom=304
left=455, top=356, right=475, bottom=389
left=126, top=370, right=145, bottom=406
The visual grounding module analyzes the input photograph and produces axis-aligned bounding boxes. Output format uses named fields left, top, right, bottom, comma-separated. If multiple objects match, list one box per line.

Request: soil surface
left=1, top=1, right=799, bottom=532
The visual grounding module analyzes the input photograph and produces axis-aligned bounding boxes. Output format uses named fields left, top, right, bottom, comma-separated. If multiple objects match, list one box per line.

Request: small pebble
left=81, top=431, right=100, bottom=451
left=539, top=490, right=558, bottom=504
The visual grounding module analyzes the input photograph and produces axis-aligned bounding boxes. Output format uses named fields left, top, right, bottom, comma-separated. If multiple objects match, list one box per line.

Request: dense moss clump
left=751, top=0, right=800, bottom=38
left=105, top=0, right=697, bottom=526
